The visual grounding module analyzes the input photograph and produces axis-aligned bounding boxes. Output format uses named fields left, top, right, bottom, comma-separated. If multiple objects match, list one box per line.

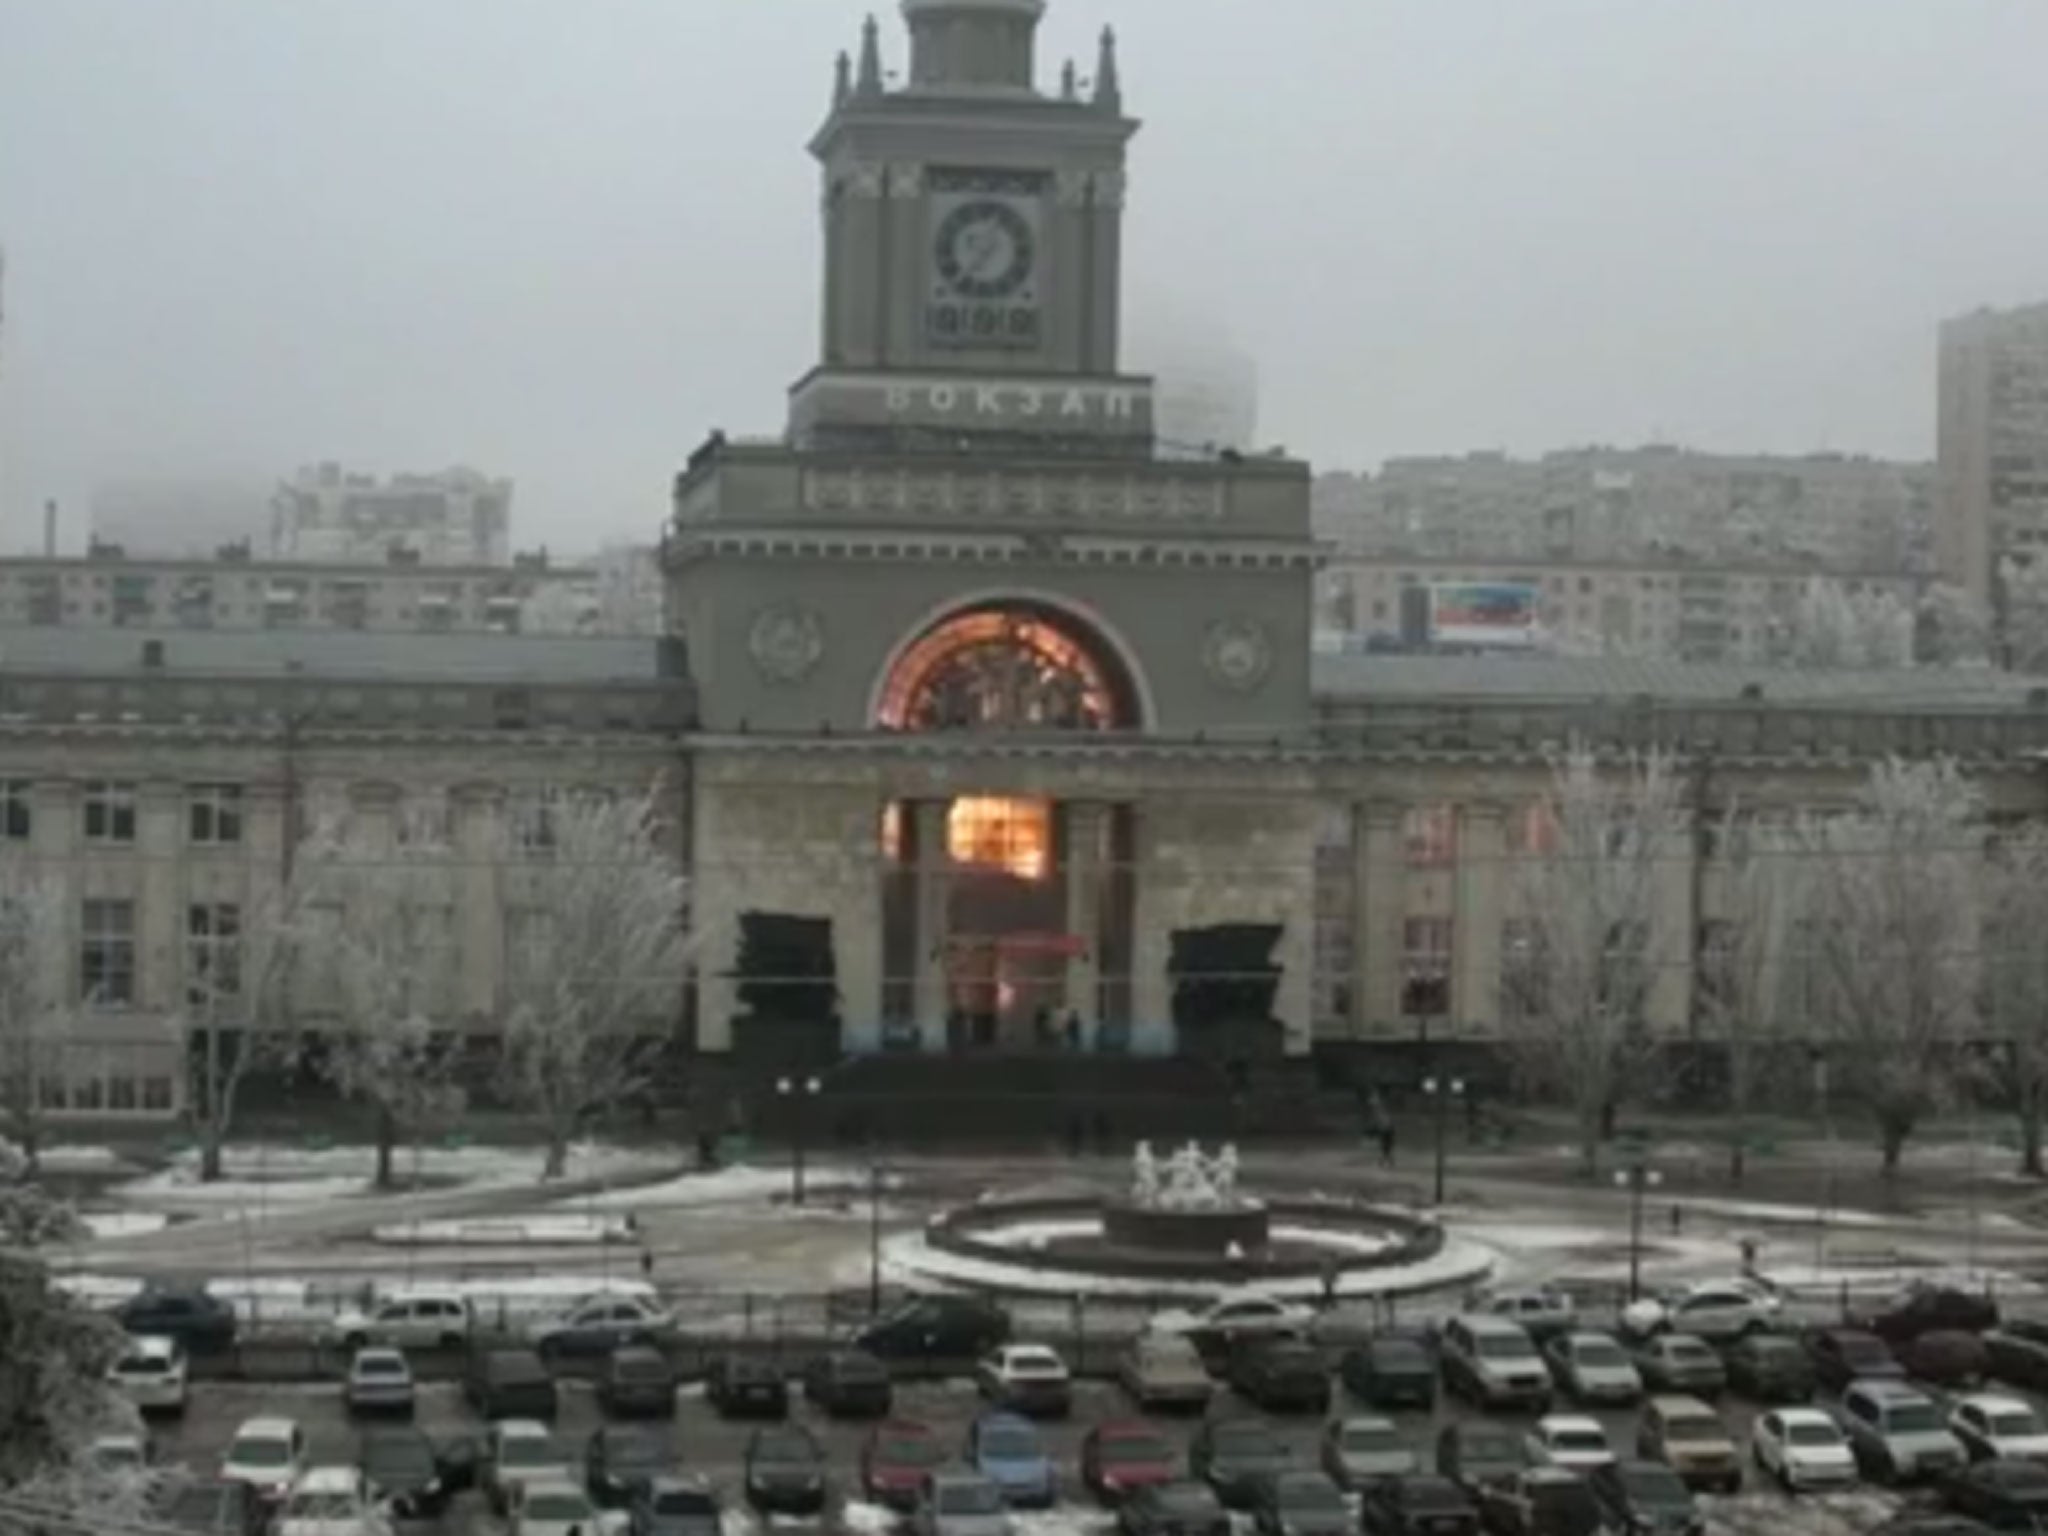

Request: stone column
left=912, top=799, right=952, bottom=1051
left=1129, top=808, right=1173, bottom=1033
left=136, top=781, right=181, bottom=1017
left=1454, top=802, right=1507, bottom=1035
left=1353, top=802, right=1405, bottom=1036
left=1064, top=802, right=1106, bottom=1029
left=452, top=784, right=504, bottom=1028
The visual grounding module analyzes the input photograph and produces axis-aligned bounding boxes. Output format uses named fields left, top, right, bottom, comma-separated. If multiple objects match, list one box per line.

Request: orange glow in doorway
left=947, top=797, right=1051, bottom=881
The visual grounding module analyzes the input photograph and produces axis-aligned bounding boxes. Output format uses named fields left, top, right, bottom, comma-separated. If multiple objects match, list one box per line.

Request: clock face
left=933, top=199, right=1037, bottom=301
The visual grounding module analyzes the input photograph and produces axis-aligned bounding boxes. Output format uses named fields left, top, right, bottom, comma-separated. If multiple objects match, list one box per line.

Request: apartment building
left=271, top=464, right=513, bottom=566
left=1939, top=301, right=2048, bottom=606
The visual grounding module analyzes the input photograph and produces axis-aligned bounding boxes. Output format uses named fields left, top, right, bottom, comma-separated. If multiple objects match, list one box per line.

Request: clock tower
left=794, top=0, right=1149, bottom=456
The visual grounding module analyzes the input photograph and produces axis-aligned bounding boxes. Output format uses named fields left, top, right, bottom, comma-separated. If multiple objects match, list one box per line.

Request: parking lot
left=142, top=1367, right=1934, bottom=1536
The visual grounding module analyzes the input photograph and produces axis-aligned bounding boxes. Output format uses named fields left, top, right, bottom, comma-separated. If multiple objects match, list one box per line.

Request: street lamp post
left=776, top=1075, right=822, bottom=1205
left=1421, top=1074, right=1465, bottom=1207
left=868, top=1160, right=885, bottom=1316
left=1614, top=1161, right=1664, bottom=1304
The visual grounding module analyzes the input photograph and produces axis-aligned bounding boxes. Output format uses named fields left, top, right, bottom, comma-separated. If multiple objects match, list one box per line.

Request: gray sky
left=2, top=0, right=2045, bottom=554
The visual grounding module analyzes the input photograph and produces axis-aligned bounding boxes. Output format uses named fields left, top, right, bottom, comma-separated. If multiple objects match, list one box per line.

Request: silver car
left=1544, top=1331, right=1643, bottom=1405
left=913, top=1471, right=1014, bottom=1536
left=345, top=1348, right=416, bottom=1416
left=1838, top=1381, right=1967, bottom=1484
left=1319, top=1417, right=1416, bottom=1490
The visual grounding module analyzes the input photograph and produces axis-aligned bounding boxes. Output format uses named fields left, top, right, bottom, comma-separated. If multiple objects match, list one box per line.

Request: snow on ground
left=54, top=1270, right=661, bottom=1329
left=1758, top=1261, right=2044, bottom=1301
left=579, top=1163, right=868, bottom=1210
left=1698, top=1488, right=1898, bottom=1535
left=77, top=1212, right=169, bottom=1240
left=370, top=1213, right=636, bottom=1246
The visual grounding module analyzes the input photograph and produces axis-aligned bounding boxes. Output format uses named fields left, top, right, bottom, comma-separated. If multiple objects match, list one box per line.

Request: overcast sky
left=2, top=0, right=2045, bottom=554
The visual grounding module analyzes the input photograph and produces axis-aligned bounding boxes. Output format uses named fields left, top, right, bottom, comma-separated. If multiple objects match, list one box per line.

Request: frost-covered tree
left=1505, top=744, right=1690, bottom=1175
left=496, top=787, right=690, bottom=1179
left=0, top=868, right=71, bottom=1178
left=1984, top=823, right=2048, bottom=1177
left=1919, top=581, right=1991, bottom=666
left=1696, top=809, right=1799, bottom=1185
left=1785, top=578, right=1915, bottom=669
left=308, top=833, right=467, bottom=1191
left=2000, top=556, right=2048, bottom=674
left=1793, top=759, right=1981, bottom=1175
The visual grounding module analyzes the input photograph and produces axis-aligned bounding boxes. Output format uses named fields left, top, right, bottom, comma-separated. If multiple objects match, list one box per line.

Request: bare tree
left=1793, top=758, right=1981, bottom=1176
left=1984, top=823, right=2048, bottom=1177
left=308, top=833, right=467, bottom=1191
left=0, top=868, right=70, bottom=1178
left=1919, top=581, right=1991, bottom=667
left=2000, top=555, right=2048, bottom=674
left=1505, top=744, right=1690, bottom=1176
left=1784, top=577, right=1915, bottom=669
left=496, top=787, right=689, bottom=1179
left=1696, top=809, right=1799, bottom=1186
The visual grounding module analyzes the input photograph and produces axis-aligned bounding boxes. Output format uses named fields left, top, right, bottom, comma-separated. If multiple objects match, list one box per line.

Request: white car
left=975, top=1344, right=1073, bottom=1415
left=1478, top=1286, right=1579, bottom=1339
left=1543, top=1330, right=1643, bottom=1404
left=1146, top=1292, right=1313, bottom=1345
left=1950, top=1393, right=2048, bottom=1463
left=220, top=1415, right=308, bottom=1509
left=1624, top=1280, right=1780, bottom=1342
left=344, top=1348, right=416, bottom=1416
left=1524, top=1414, right=1615, bottom=1473
left=1751, top=1407, right=1857, bottom=1492
left=274, top=1466, right=393, bottom=1536
left=108, top=1334, right=187, bottom=1414
left=328, top=1289, right=474, bottom=1351
left=87, top=1433, right=152, bottom=1475
left=511, top=1477, right=625, bottom=1536
left=528, top=1293, right=675, bottom=1356
left=484, top=1420, right=574, bottom=1516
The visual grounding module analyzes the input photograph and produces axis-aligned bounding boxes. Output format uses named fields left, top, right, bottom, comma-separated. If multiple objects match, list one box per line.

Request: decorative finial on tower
left=1060, top=58, right=1078, bottom=101
left=834, top=49, right=852, bottom=106
left=1092, top=25, right=1122, bottom=113
left=856, top=14, right=884, bottom=96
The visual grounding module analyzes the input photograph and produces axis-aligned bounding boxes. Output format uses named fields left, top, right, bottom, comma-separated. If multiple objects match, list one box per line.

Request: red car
left=860, top=1420, right=947, bottom=1511
left=1084, top=1422, right=1181, bottom=1503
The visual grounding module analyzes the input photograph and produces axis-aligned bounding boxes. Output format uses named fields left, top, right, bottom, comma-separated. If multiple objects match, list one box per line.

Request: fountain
left=1102, top=1140, right=1272, bottom=1255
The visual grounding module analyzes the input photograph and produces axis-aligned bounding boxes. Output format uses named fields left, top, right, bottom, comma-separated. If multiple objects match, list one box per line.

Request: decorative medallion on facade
left=748, top=606, right=826, bottom=683
left=1203, top=618, right=1273, bottom=692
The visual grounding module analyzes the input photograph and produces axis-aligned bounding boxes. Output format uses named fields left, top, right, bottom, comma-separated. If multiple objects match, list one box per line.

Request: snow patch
left=371, top=1214, right=636, bottom=1246
left=578, top=1163, right=868, bottom=1210
left=77, top=1212, right=169, bottom=1239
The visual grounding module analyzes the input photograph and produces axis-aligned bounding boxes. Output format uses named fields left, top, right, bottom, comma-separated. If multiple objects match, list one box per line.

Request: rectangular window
left=142, top=1075, right=174, bottom=1111
left=1402, top=916, right=1453, bottom=1017
left=1510, top=802, right=1560, bottom=856
left=398, top=793, right=454, bottom=849
left=186, top=902, right=243, bottom=1009
left=80, top=898, right=137, bottom=1007
left=1404, top=805, right=1456, bottom=867
left=82, top=781, right=137, bottom=844
left=511, top=791, right=558, bottom=856
left=108, top=1075, right=138, bottom=1112
left=188, top=784, right=244, bottom=846
left=0, top=781, right=30, bottom=841
left=72, top=1075, right=105, bottom=1112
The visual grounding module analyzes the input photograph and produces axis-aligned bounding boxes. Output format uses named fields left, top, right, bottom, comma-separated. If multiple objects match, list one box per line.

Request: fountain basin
left=1101, top=1198, right=1270, bottom=1255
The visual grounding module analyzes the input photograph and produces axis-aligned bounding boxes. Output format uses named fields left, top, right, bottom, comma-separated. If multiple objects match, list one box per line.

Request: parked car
left=1840, top=1379, right=1970, bottom=1484
left=861, top=1420, right=949, bottom=1510
left=327, top=1289, right=473, bottom=1352
left=1635, top=1395, right=1738, bottom=1493
left=530, top=1294, right=673, bottom=1360
left=344, top=1348, right=414, bottom=1417
left=108, top=1334, right=188, bottom=1416
left=1474, top=1287, right=1579, bottom=1344
left=597, top=1344, right=676, bottom=1418
left=1119, top=1332, right=1213, bottom=1412
left=705, top=1356, right=789, bottom=1419
left=1865, top=1517, right=1997, bottom=1536
left=1081, top=1422, right=1179, bottom=1502
left=273, top=1465, right=388, bottom=1536
left=1950, top=1392, right=2048, bottom=1462
left=1864, top=1285, right=2000, bottom=1347
left=219, top=1415, right=308, bottom=1511
left=1118, top=1480, right=1229, bottom=1536
left=585, top=1424, right=673, bottom=1508
left=1938, top=1458, right=2048, bottom=1529
left=1630, top=1335, right=1724, bottom=1397
left=803, top=1349, right=892, bottom=1417
left=1473, top=1467, right=1605, bottom=1536
left=744, top=1424, right=828, bottom=1514
left=976, top=1343, right=1073, bottom=1417
left=1749, top=1407, right=1856, bottom=1494
left=1524, top=1415, right=1613, bottom=1475
left=1357, top=1474, right=1482, bottom=1536
left=914, top=1471, right=1015, bottom=1536
left=1435, top=1422, right=1528, bottom=1496
left=1340, top=1333, right=1437, bottom=1411
left=154, top=1479, right=260, bottom=1536
left=509, top=1476, right=608, bottom=1536
left=1984, top=1320, right=2048, bottom=1392
left=1543, top=1331, right=1641, bottom=1405
left=89, top=1433, right=153, bottom=1476
left=1899, top=1328, right=1990, bottom=1389
left=1585, top=1460, right=1703, bottom=1536
left=116, top=1284, right=236, bottom=1354
left=1622, top=1281, right=1779, bottom=1344
left=1147, top=1292, right=1313, bottom=1356
left=1806, top=1327, right=1904, bottom=1393
left=967, top=1412, right=1056, bottom=1507
left=1248, top=1470, right=1349, bottom=1536
left=630, top=1476, right=721, bottom=1536
left=1190, top=1417, right=1292, bottom=1509
left=1441, top=1315, right=1552, bottom=1412
left=856, top=1295, right=1010, bottom=1362
left=465, top=1348, right=558, bottom=1421
left=482, top=1420, right=573, bottom=1517
left=1226, top=1337, right=1329, bottom=1414
left=1722, top=1332, right=1814, bottom=1404
left=1320, top=1416, right=1417, bottom=1491
left=357, top=1425, right=467, bottom=1519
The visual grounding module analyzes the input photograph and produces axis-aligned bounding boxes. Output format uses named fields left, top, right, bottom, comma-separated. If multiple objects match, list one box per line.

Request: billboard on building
left=1429, top=582, right=1539, bottom=649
